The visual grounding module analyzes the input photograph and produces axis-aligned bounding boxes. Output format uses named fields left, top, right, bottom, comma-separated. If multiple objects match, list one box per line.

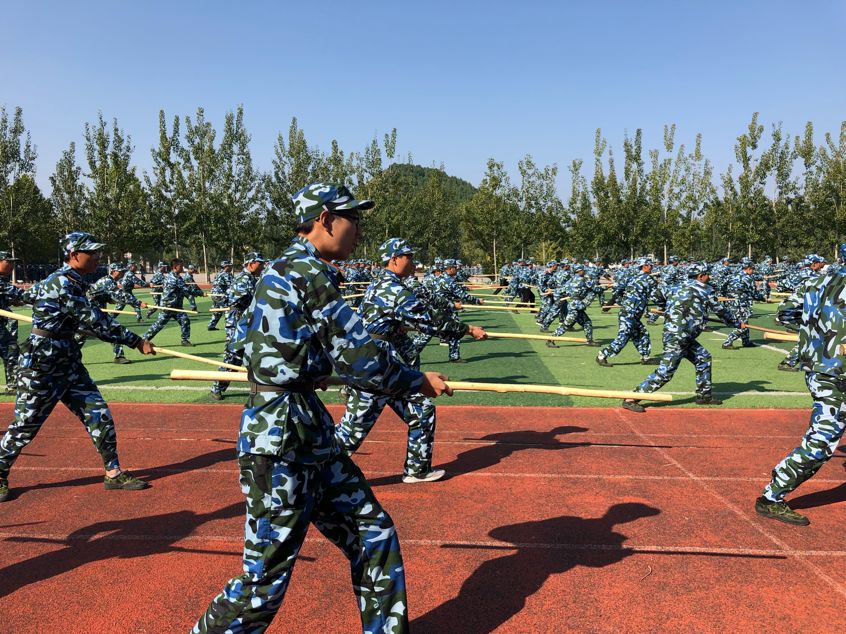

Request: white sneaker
left=402, top=468, right=446, bottom=484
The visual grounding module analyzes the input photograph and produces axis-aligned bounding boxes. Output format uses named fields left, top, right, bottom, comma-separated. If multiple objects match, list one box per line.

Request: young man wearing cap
left=209, top=252, right=266, bottom=400
left=0, top=232, right=156, bottom=503
left=621, top=264, right=741, bottom=413
left=192, top=184, right=453, bottom=634
left=778, top=255, right=827, bottom=372
left=146, top=261, right=169, bottom=317
left=142, top=258, right=204, bottom=346
left=0, top=250, right=31, bottom=393
left=548, top=263, right=601, bottom=348
left=535, top=260, right=558, bottom=332
left=596, top=258, right=659, bottom=367
left=207, top=260, right=234, bottom=331
left=335, top=238, right=487, bottom=483
left=755, top=264, right=846, bottom=526
left=183, top=264, right=199, bottom=311
left=721, top=258, right=765, bottom=349
left=88, top=263, right=147, bottom=364
left=440, top=259, right=483, bottom=363
left=115, top=261, right=149, bottom=322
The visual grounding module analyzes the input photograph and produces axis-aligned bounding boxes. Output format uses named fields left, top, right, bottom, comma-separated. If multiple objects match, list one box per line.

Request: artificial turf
left=0, top=290, right=809, bottom=409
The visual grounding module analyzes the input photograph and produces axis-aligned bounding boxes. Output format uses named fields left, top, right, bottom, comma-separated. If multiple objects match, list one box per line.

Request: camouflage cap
left=244, top=252, right=267, bottom=264
left=839, top=243, right=846, bottom=263
left=668, top=255, right=680, bottom=263
left=157, top=261, right=168, bottom=269
left=635, top=257, right=653, bottom=267
left=572, top=263, right=585, bottom=273
left=443, top=258, right=458, bottom=268
left=188, top=264, right=197, bottom=270
left=108, top=262, right=125, bottom=273
left=0, top=251, right=20, bottom=261
left=378, top=238, right=415, bottom=263
left=63, top=231, right=105, bottom=254
left=292, top=183, right=374, bottom=225
left=740, top=257, right=754, bottom=267
left=807, top=254, right=826, bottom=264
left=546, top=260, right=558, bottom=268
left=688, top=262, right=710, bottom=277
left=220, top=260, right=232, bottom=267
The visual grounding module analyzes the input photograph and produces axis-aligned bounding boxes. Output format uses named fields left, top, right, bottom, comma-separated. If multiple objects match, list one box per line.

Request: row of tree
left=1, top=105, right=844, bottom=276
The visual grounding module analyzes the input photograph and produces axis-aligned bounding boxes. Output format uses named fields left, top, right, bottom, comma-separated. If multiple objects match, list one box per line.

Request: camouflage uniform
left=553, top=266, right=598, bottom=342
left=146, top=262, right=168, bottom=316
left=598, top=260, right=657, bottom=363
left=193, top=184, right=422, bottom=634
left=0, top=234, right=144, bottom=490
left=535, top=262, right=558, bottom=331
left=722, top=261, right=764, bottom=348
left=438, top=260, right=481, bottom=361
left=210, top=254, right=266, bottom=397
left=336, top=239, right=468, bottom=478
left=633, top=268, right=738, bottom=399
left=142, top=269, right=203, bottom=343
left=115, top=264, right=148, bottom=321
left=207, top=261, right=234, bottom=330
left=88, top=264, right=133, bottom=360
left=759, top=267, right=846, bottom=513
left=0, top=252, right=32, bottom=391
left=183, top=265, right=199, bottom=311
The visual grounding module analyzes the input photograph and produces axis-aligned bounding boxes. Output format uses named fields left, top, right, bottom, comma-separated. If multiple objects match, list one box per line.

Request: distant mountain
left=379, top=163, right=476, bottom=203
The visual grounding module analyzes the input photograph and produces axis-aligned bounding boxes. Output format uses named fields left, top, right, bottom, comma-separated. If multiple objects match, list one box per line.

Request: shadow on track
left=412, top=502, right=661, bottom=633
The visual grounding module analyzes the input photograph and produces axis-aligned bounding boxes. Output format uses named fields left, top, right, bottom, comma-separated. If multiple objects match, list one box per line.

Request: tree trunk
left=201, top=237, right=209, bottom=283
left=492, top=237, right=497, bottom=281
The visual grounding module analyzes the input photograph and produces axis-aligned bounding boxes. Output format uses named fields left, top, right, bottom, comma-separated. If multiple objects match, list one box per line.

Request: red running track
left=0, top=403, right=844, bottom=633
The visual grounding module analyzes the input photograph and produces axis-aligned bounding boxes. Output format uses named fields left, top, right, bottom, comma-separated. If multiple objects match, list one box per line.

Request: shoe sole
left=104, top=482, right=150, bottom=490
left=402, top=470, right=446, bottom=484
left=755, top=507, right=810, bottom=526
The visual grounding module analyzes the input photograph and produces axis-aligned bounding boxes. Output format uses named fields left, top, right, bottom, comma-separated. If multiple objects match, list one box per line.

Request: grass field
left=0, top=290, right=809, bottom=408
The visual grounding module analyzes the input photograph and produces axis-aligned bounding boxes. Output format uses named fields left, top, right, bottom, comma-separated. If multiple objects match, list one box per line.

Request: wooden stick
left=155, top=306, right=198, bottom=315
left=763, top=332, right=798, bottom=342
left=0, top=308, right=31, bottom=323
left=485, top=332, right=587, bottom=343
left=343, top=293, right=365, bottom=299
left=461, top=304, right=537, bottom=312
left=209, top=307, right=231, bottom=313
left=746, top=324, right=793, bottom=335
left=168, top=370, right=672, bottom=402
left=154, top=347, right=245, bottom=371
left=102, top=309, right=138, bottom=316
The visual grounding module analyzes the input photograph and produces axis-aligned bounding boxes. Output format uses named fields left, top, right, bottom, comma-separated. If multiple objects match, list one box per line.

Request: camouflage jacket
left=619, top=271, right=658, bottom=318
left=0, top=275, right=31, bottom=311
left=121, top=270, right=148, bottom=292
left=536, top=270, right=557, bottom=295
left=225, top=269, right=260, bottom=328
left=359, top=268, right=468, bottom=366
left=210, top=270, right=234, bottom=294
left=663, top=280, right=738, bottom=342
left=236, top=236, right=424, bottom=463
left=28, top=265, right=141, bottom=346
left=89, top=275, right=131, bottom=306
left=160, top=271, right=203, bottom=308
left=564, top=275, right=598, bottom=310
left=726, top=271, right=763, bottom=307
left=440, top=272, right=480, bottom=305
left=610, top=266, right=633, bottom=303
left=778, top=270, right=846, bottom=377
left=149, top=271, right=165, bottom=288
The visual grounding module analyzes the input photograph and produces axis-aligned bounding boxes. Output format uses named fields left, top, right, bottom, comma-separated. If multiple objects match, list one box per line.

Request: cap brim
left=78, top=242, right=106, bottom=252
left=334, top=198, right=374, bottom=212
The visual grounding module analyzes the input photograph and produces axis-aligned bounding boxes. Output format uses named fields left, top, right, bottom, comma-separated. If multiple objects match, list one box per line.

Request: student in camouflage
left=722, top=258, right=765, bottom=349
left=596, top=257, right=658, bottom=367
left=0, top=251, right=30, bottom=393
left=209, top=253, right=267, bottom=399
left=440, top=259, right=483, bottom=362
left=206, top=260, right=234, bottom=331
left=777, top=255, right=827, bottom=372
left=192, top=184, right=452, bottom=634
left=88, top=262, right=145, bottom=364
left=114, top=261, right=148, bottom=322
left=621, top=263, right=741, bottom=413
left=142, top=258, right=204, bottom=346
left=0, top=232, right=155, bottom=503
left=755, top=258, right=846, bottom=526
left=549, top=263, right=600, bottom=347
left=183, top=264, right=199, bottom=311
left=335, top=238, right=487, bottom=483
left=146, top=261, right=169, bottom=317
left=535, top=260, right=558, bottom=331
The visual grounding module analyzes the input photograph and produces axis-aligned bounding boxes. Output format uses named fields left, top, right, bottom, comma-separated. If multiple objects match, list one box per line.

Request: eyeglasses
left=331, top=212, right=361, bottom=227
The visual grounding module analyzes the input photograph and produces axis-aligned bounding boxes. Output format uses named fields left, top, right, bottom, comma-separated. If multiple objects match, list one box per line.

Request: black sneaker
left=113, top=356, right=132, bottom=365
left=695, top=396, right=723, bottom=406
left=0, top=478, right=8, bottom=502
left=104, top=471, right=149, bottom=491
left=448, top=358, right=467, bottom=364
left=640, top=357, right=660, bottom=365
left=777, top=361, right=800, bottom=372
left=721, top=342, right=734, bottom=350
left=545, top=340, right=559, bottom=348
left=755, top=496, right=809, bottom=526
left=595, top=355, right=613, bottom=367
left=181, top=340, right=194, bottom=347
left=621, top=400, right=645, bottom=413
left=585, top=341, right=600, bottom=346
left=209, top=391, right=224, bottom=401
left=742, top=341, right=758, bottom=348
left=207, top=327, right=219, bottom=331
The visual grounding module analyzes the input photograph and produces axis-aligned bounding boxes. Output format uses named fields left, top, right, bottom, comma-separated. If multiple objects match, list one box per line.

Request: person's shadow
left=788, top=453, right=846, bottom=510
left=412, top=502, right=661, bottom=633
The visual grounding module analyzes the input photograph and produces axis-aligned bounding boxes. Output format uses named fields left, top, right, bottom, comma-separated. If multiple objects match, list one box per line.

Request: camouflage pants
left=211, top=322, right=243, bottom=396
left=535, top=296, right=556, bottom=327
left=539, top=300, right=567, bottom=330
left=601, top=312, right=651, bottom=359
left=410, top=332, right=431, bottom=356
left=762, top=372, right=846, bottom=502
left=115, top=292, right=143, bottom=319
left=554, top=307, right=593, bottom=342
left=207, top=298, right=227, bottom=329
left=0, top=338, right=120, bottom=479
left=335, top=388, right=436, bottom=477
left=635, top=335, right=711, bottom=397
left=723, top=304, right=752, bottom=346
left=187, top=295, right=198, bottom=311
left=192, top=452, right=408, bottom=634
left=0, top=318, right=20, bottom=388
left=784, top=345, right=800, bottom=367
left=92, top=299, right=125, bottom=358
left=447, top=336, right=461, bottom=361
left=143, top=309, right=191, bottom=342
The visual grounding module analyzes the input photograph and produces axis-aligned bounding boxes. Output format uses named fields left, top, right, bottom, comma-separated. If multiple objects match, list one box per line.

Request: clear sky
left=3, top=1, right=845, bottom=196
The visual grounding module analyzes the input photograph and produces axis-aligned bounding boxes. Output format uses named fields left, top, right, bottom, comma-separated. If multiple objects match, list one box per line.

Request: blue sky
left=4, top=1, right=845, bottom=195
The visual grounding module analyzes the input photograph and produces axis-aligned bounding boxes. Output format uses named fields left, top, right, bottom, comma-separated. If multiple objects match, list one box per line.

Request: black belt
left=249, top=381, right=316, bottom=395
left=32, top=327, right=75, bottom=341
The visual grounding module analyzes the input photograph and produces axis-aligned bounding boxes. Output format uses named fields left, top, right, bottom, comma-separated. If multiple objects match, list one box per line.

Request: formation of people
left=0, top=182, right=843, bottom=632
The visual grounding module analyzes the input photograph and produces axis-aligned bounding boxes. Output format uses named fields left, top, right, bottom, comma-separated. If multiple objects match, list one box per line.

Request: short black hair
left=171, top=258, right=183, bottom=268
left=296, top=219, right=316, bottom=235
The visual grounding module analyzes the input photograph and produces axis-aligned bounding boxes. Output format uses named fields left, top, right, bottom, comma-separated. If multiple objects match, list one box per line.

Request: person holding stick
left=192, top=183, right=452, bottom=634
left=145, top=260, right=168, bottom=317
left=0, top=232, right=156, bottom=503
left=335, top=238, right=487, bottom=483
left=142, top=258, right=204, bottom=346
left=209, top=252, right=266, bottom=400
left=621, top=263, right=741, bottom=413
left=115, top=261, right=148, bottom=322
left=755, top=258, right=846, bottom=525
left=206, top=260, right=233, bottom=331
left=0, top=250, right=32, bottom=393
left=722, top=257, right=765, bottom=349
left=88, top=262, right=147, bottom=364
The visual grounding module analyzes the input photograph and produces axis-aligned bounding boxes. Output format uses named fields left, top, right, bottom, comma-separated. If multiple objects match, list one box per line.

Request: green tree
left=144, top=110, right=185, bottom=259
left=50, top=142, right=88, bottom=236
left=0, top=105, right=38, bottom=260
